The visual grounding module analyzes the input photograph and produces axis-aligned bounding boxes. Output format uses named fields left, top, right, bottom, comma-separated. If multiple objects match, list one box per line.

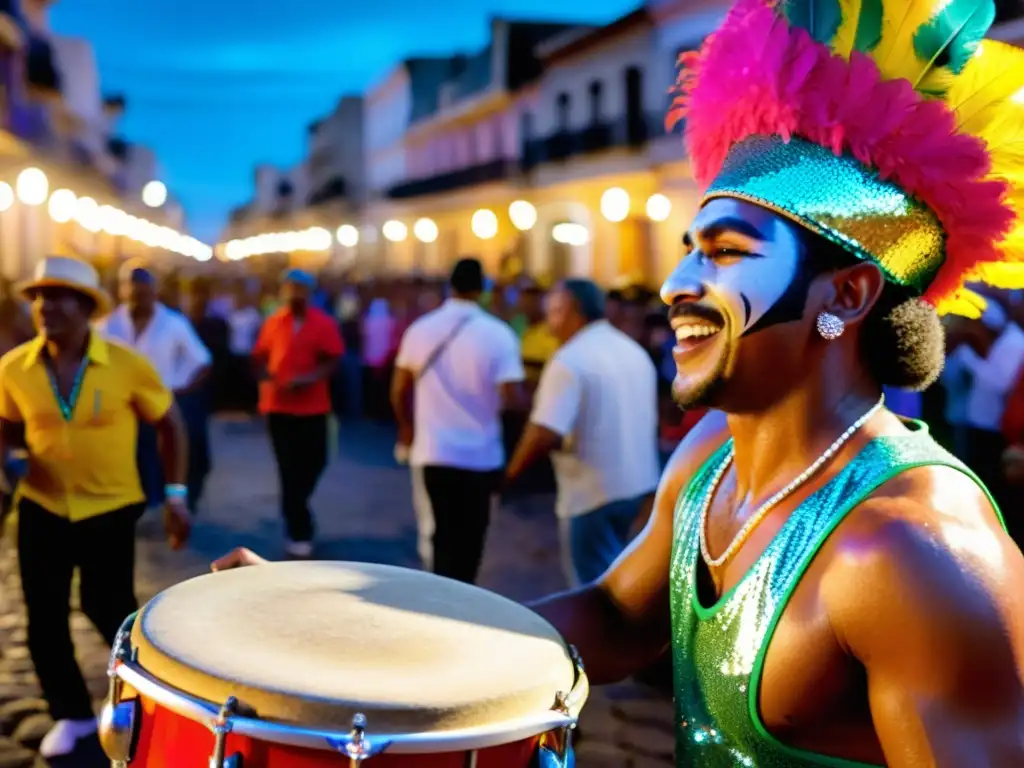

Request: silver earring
left=816, top=311, right=845, bottom=340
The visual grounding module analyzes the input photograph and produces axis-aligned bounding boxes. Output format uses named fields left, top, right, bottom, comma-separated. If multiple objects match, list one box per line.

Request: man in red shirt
left=252, top=269, right=343, bottom=557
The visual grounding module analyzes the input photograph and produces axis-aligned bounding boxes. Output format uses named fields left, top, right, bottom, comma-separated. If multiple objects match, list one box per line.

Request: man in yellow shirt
left=0, top=257, right=190, bottom=759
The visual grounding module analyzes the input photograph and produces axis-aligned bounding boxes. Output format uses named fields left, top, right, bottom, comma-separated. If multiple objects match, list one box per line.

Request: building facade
left=362, top=19, right=575, bottom=278
left=220, top=0, right=1024, bottom=287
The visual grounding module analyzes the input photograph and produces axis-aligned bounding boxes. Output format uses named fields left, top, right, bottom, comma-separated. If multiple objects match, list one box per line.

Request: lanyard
left=45, top=356, right=89, bottom=422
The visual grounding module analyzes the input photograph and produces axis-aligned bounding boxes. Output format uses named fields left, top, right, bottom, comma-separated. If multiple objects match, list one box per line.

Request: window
left=588, top=81, right=603, bottom=124
left=556, top=92, right=571, bottom=131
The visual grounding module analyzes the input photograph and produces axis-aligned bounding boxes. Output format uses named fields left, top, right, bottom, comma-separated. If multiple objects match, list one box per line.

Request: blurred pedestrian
left=391, top=258, right=524, bottom=584
left=0, top=257, right=189, bottom=758
left=252, top=269, right=343, bottom=557
left=361, top=298, right=396, bottom=421
left=99, top=262, right=212, bottom=513
left=505, top=279, right=659, bottom=585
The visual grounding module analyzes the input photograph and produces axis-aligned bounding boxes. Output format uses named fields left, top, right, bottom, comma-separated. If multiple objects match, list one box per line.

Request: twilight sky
left=49, top=0, right=637, bottom=243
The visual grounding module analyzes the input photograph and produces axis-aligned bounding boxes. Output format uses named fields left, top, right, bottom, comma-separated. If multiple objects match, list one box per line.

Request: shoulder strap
left=416, top=314, right=473, bottom=382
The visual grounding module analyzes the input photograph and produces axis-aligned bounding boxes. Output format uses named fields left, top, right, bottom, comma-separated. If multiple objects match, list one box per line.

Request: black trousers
left=267, top=413, right=328, bottom=543
left=18, top=498, right=142, bottom=721
left=420, top=466, right=498, bottom=584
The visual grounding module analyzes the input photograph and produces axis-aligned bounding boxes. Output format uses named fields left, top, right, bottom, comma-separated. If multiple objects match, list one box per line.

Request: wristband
left=165, top=483, right=187, bottom=501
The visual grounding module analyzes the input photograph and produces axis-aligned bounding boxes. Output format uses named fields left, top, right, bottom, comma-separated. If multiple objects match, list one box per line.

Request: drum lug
left=326, top=712, right=392, bottom=764
left=99, top=614, right=140, bottom=765
left=538, top=691, right=574, bottom=764
left=98, top=696, right=139, bottom=765
left=209, top=696, right=240, bottom=768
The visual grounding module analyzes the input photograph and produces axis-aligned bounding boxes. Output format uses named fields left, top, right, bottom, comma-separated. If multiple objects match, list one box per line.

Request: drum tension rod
left=209, top=696, right=244, bottom=768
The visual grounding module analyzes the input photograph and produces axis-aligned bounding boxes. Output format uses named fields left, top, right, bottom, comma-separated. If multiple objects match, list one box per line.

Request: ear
left=816, top=262, right=885, bottom=327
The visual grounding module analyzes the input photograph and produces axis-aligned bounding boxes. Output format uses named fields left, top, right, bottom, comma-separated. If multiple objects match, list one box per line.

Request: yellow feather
left=945, top=41, right=1024, bottom=136
left=832, top=0, right=864, bottom=57
left=936, top=289, right=986, bottom=318
left=974, top=261, right=1024, bottom=288
left=872, top=0, right=953, bottom=83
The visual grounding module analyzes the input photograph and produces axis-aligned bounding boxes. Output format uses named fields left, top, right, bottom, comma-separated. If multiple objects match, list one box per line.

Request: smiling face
left=661, top=198, right=816, bottom=410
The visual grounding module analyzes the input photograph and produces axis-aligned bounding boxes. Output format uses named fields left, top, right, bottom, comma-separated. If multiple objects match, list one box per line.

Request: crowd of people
left=0, top=247, right=1020, bottom=760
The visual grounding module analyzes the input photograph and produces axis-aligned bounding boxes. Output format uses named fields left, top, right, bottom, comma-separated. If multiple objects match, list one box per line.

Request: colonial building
left=363, top=20, right=575, bottom=278
left=0, top=0, right=205, bottom=277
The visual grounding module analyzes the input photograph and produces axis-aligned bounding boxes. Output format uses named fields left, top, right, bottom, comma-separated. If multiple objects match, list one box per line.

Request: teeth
left=675, top=324, right=721, bottom=342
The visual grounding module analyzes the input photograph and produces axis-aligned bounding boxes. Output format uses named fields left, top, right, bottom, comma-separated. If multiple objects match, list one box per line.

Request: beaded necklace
left=45, top=354, right=89, bottom=422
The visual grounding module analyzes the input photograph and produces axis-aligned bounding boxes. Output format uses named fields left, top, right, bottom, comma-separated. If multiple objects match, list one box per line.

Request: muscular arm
left=530, top=411, right=728, bottom=684
left=825, top=486, right=1024, bottom=767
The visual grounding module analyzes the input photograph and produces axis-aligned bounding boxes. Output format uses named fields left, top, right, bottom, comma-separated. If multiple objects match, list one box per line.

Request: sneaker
left=39, top=718, right=98, bottom=758
left=285, top=540, right=314, bottom=558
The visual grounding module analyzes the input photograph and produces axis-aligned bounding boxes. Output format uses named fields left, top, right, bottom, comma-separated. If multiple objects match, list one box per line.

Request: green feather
left=783, top=0, right=845, bottom=45
left=853, top=0, right=884, bottom=52
left=913, top=0, right=996, bottom=78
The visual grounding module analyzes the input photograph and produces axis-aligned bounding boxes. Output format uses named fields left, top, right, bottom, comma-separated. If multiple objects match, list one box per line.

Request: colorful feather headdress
left=667, top=0, right=1024, bottom=317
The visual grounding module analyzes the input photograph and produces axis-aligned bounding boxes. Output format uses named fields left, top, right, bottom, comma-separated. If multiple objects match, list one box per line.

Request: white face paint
left=660, top=198, right=805, bottom=407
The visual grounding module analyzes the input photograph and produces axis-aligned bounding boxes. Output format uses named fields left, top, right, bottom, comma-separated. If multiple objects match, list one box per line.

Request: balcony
left=386, top=158, right=516, bottom=199
left=521, top=113, right=666, bottom=170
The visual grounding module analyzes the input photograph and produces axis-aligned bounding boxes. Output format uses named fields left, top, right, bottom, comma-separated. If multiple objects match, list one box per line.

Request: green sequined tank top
left=669, top=422, right=1002, bottom=767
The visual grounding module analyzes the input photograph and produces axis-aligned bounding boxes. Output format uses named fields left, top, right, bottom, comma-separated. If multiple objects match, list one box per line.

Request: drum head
left=131, top=562, right=575, bottom=735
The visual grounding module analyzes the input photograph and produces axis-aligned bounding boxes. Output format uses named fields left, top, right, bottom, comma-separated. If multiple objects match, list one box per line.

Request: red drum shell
left=132, top=694, right=545, bottom=767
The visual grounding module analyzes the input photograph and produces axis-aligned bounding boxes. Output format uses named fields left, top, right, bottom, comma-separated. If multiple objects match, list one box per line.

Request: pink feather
left=669, top=0, right=1017, bottom=308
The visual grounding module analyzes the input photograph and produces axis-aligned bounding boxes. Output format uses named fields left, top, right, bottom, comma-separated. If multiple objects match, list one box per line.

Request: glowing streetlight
left=142, top=180, right=167, bottom=208
left=600, top=187, right=630, bottom=222
left=413, top=217, right=438, bottom=243
left=552, top=222, right=590, bottom=246
left=47, top=189, right=77, bottom=223
left=74, top=196, right=101, bottom=232
left=16, top=168, right=48, bottom=206
left=382, top=220, right=407, bottom=242
left=646, top=193, right=672, bottom=222
left=337, top=224, right=359, bottom=247
left=471, top=208, right=498, bottom=240
left=305, top=226, right=332, bottom=251
left=508, top=200, right=537, bottom=231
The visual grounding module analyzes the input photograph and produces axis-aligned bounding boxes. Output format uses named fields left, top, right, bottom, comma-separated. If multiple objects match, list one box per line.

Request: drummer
left=0, top=257, right=191, bottom=759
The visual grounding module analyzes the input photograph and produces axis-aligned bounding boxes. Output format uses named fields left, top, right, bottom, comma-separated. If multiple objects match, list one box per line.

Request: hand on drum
left=211, top=546, right=269, bottom=571
left=162, top=498, right=192, bottom=551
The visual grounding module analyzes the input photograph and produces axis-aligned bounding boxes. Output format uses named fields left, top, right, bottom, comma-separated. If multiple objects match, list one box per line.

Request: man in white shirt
left=99, top=263, right=212, bottom=513
left=959, top=300, right=1024, bottom=516
left=390, top=259, right=525, bottom=584
left=505, top=279, right=660, bottom=585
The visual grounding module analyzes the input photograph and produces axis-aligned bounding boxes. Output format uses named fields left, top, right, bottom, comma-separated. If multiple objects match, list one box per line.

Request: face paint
left=661, top=198, right=808, bottom=408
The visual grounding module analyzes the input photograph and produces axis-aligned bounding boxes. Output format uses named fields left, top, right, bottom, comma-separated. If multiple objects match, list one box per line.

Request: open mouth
left=670, top=317, right=724, bottom=352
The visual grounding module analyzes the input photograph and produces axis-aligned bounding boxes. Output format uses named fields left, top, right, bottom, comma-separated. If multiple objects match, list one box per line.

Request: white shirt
left=228, top=306, right=263, bottom=355
left=99, top=303, right=212, bottom=391
left=396, top=299, right=524, bottom=471
left=531, top=320, right=660, bottom=519
left=963, top=322, right=1024, bottom=432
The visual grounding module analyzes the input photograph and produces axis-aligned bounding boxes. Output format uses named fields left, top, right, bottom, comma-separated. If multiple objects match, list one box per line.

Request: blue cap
left=282, top=268, right=316, bottom=289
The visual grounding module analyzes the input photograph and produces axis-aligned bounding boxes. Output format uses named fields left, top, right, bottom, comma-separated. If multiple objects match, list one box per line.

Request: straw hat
left=17, top=256, right=112, bottom=317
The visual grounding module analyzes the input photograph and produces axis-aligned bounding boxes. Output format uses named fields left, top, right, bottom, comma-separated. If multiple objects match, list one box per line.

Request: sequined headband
left=705, top=136, right=946, bottom=295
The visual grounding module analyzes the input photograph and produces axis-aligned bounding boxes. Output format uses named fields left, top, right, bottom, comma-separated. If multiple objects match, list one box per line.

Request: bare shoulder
left=661, top=410, right=730, bottom=498
left=823, top=464, right=1024, bottom=682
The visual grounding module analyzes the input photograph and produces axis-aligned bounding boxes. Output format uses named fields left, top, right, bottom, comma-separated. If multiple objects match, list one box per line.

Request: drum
left=99, top=561, right=587, bottom=767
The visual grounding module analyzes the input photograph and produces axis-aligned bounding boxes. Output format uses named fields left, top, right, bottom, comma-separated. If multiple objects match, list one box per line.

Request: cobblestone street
left=0, top=417, right=674, bottom=767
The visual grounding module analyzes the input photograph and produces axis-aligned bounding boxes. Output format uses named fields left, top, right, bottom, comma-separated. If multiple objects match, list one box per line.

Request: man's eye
left=711, top=247, right=747, bottom=258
